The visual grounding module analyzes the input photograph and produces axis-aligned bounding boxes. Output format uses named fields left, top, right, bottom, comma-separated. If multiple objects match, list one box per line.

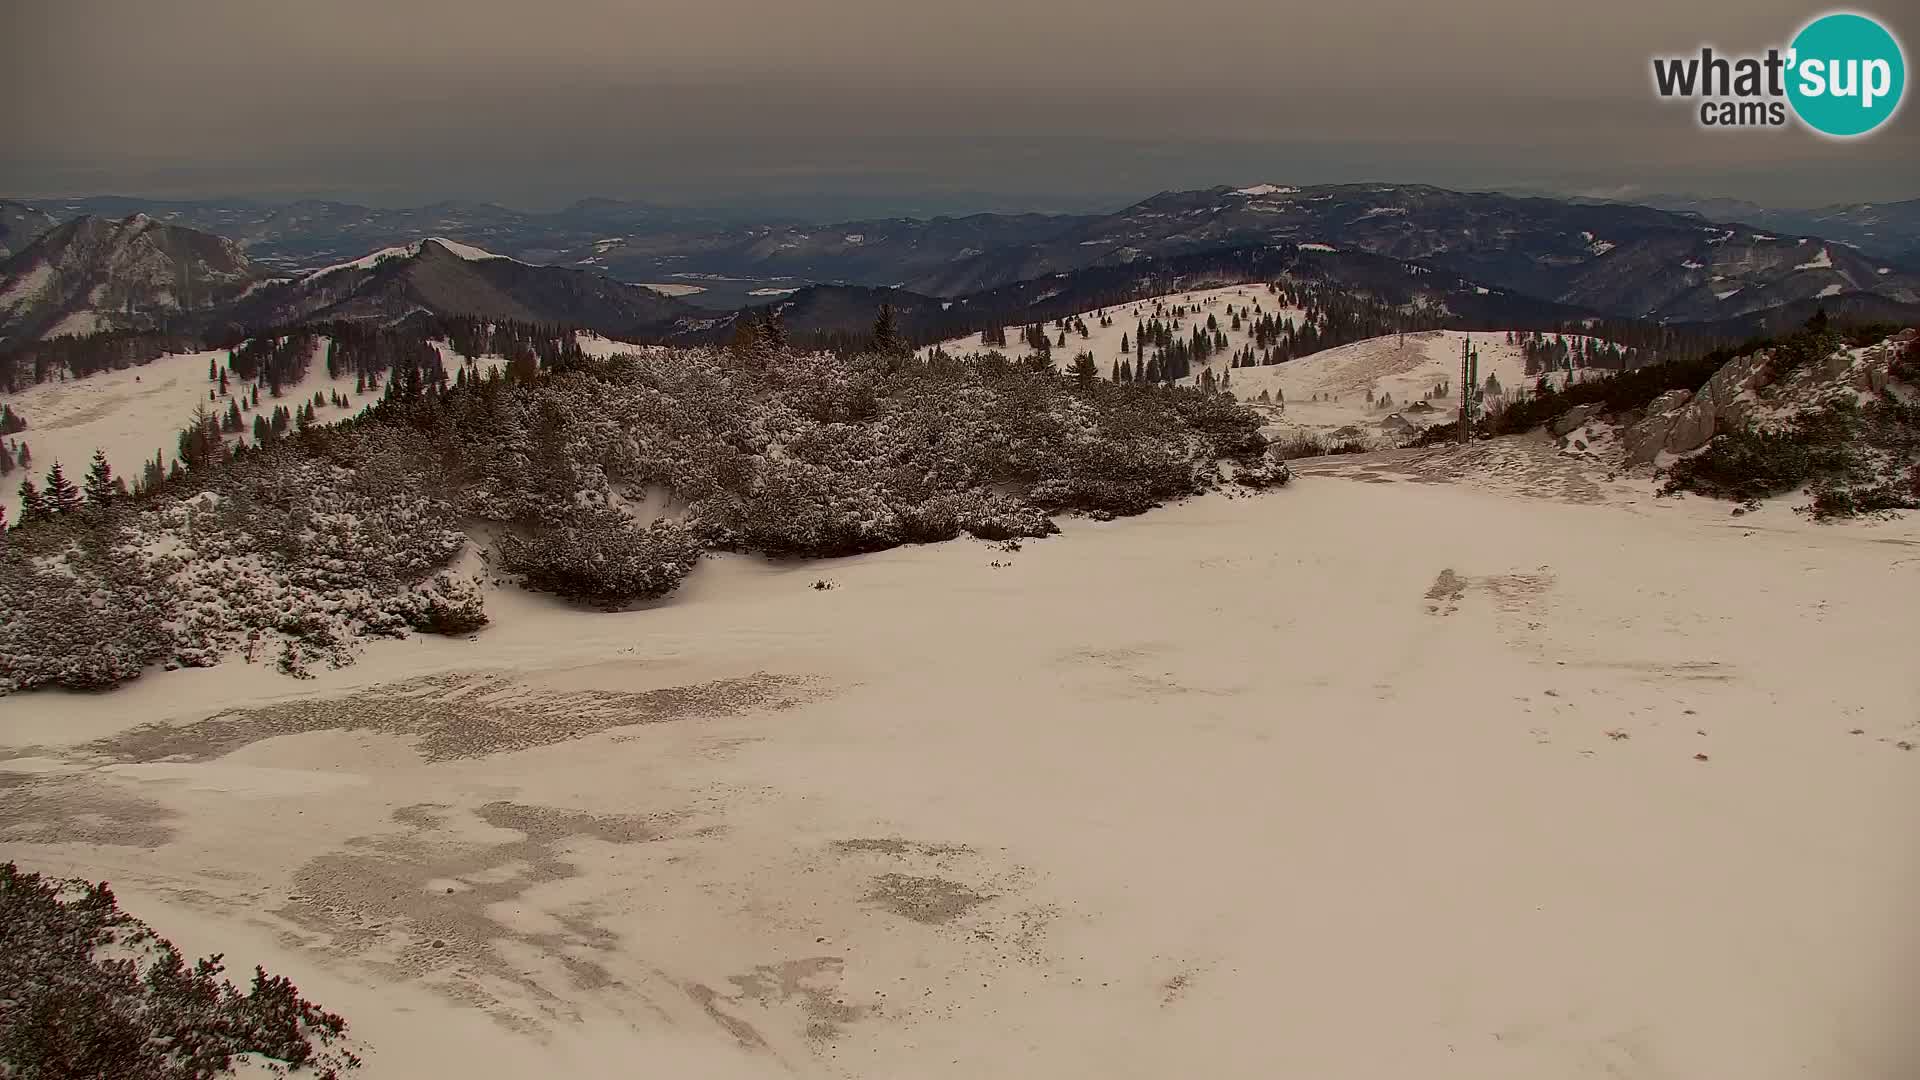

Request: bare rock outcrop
left=1621, top=389, right=1693, bottom=464
left=1548, top=403, right=1600, bottom=437
left=1618, top=330, right=1915, bottom=465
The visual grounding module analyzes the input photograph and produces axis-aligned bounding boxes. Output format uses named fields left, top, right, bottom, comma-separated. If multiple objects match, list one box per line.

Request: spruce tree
left=16, top=478, right=47, bottom=524
left=44, top=462, right=82, bottom=515
left=759, top=309, right=788, bottom=355
left=872, top=305, right=905, bottom=356
left=83, top=449, right=121, bottom=509
left=728, top=317, right=762, bottom=366
left=141, top=451, right=166, bottom=496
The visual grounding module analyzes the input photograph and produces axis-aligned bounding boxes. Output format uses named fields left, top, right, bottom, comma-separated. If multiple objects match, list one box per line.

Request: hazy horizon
left=5, top=149, right=1916, bottom=223
left=3, top=1, right=1915, bottom=215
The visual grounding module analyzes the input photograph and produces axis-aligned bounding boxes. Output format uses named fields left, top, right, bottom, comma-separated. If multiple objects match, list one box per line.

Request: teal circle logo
left=1787, top=12, right=1906, bottom=137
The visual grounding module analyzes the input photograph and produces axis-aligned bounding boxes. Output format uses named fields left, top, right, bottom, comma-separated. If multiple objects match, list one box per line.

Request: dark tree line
left=0, top=331, right=200, bottom=392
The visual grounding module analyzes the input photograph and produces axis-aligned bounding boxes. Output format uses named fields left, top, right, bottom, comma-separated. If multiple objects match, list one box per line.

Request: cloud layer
left=2, top=0, right=1912, bottom=210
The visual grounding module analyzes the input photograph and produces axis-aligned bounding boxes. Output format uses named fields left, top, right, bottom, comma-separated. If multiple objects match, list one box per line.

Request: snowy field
left=923, top=283, right=1616, bottom=447
left=0, top=345, right=360, bottom=519
left=1224, top=329, right=1610, bottom=444
left=1, top=464, right=1914, bottom=1079
left=2, top=330, right=647, bottom=518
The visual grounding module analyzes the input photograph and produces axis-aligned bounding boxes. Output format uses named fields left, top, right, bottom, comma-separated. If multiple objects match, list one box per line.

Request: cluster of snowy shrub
left=0, top=466, right=487, bottom=691
left=1, top=344, right=1282, bottom=693
left=0, top=861, right=362, bottom=1077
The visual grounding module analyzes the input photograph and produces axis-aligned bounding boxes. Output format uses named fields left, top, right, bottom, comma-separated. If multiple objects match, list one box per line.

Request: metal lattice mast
left=1459, top=336, right=1471, bottom=445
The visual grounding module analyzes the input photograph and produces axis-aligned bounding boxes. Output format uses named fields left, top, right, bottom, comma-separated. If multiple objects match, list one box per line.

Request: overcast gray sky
left=2, top=0, right=1913, bottom=213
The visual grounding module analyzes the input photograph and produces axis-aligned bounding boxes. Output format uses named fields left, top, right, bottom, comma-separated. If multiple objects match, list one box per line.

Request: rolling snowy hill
left=1, top=328, right=650, bottom=519
left=919, top=282, right=1307, bottom=371
left=1217, top=329, right=1609, bottom=446
left=919, top=282, right=1623, bottom=449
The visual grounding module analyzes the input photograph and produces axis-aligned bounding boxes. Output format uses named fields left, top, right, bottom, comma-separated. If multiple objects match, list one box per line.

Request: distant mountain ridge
left=1598, top=194, right=1920, bottom=265
left=671, top=243, right=1620, bottom=350
left=0, top=221, right=695, bottom=345
left=226, top=236, right=692, bottom=334
left=0, top=214, right=267, bottom=345
left=902, top=184, right=1920, bottom=322
left=13, top=185, right=1918, bottom=326
left=0, top=200, right=59, bottom=259
left=6, top=197, right=1918, bottom=355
